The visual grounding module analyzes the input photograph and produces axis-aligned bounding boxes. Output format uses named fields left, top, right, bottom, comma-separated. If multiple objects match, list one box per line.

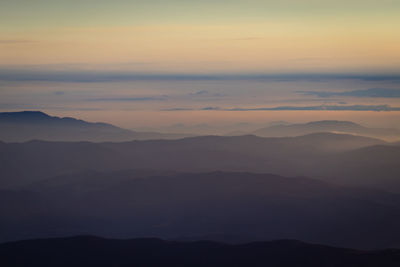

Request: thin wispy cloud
left=162, top=108, right=193, bottom=111
left=1, top=69, right=400, bottom=83
left=188, top=90, right=225, bottom=98
left=190, top=90, right=209, bottom=96
left=88, top=96, right=167, bottom=102
left=164, top=105, right=400, bottom=112
left=299, top=88, right=400, bottom=98
left=54, top=91, right=66, bottom=96
left=201, top=107, right=220, bottom=110
left=228, top=105, right=400, bottom=111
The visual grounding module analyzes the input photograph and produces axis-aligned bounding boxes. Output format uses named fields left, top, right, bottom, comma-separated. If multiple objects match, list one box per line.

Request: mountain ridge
left=0, top=111, right=118, bottom=129
left=253, top=120, right=400, bottom=140
left=0, top=132, right=393, bottom=190
left=0, top=111, right=191, bottom=142
left=1, top=235, right=399, bottom=267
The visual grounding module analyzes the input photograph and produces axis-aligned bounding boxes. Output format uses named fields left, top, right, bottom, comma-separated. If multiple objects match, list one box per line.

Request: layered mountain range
left=1, top=111, right=400, bottom=253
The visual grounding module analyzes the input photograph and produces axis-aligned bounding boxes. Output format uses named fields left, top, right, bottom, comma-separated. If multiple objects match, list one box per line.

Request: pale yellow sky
left=1, top=0, right=399, bottom=73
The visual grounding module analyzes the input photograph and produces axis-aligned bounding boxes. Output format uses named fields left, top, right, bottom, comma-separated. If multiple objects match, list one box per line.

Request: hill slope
left=2, top=170, right=400, bottom=248
left=0, top=133, right=394, bottom=190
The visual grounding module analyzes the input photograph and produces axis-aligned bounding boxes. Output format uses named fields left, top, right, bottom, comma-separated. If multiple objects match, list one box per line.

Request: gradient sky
left=1, top=0, right=400, bottom=73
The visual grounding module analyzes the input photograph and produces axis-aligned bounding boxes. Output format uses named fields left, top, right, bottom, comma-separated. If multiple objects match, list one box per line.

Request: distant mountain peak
left=0, top=110, right=191, bottom=142
left=252, top=119, right=400, bottom=140
left=0, top=110, right=93, bottom=125
left=305, top=120, right=361, bottom=126
left=0, top=110, right=50, bottom=117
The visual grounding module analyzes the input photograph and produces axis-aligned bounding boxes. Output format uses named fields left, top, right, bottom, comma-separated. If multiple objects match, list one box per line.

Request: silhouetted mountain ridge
left=1, top=235, right=400, bottom=267
left=0, top=111, right=190, bottom=142
left=0, top=111, right=115, bottom=128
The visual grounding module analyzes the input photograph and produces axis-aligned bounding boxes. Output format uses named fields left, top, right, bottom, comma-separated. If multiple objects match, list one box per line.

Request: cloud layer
left=166, top=105, right=400, bottom=112
left=299, top=88, right=400, bottom=98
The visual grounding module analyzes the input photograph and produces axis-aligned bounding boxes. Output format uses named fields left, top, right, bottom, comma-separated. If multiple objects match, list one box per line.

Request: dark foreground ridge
left=1, top=236, right=400, bottom=267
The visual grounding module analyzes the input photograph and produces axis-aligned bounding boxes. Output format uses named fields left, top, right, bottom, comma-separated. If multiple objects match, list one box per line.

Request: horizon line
left=1, top=69, right=400, bottom=82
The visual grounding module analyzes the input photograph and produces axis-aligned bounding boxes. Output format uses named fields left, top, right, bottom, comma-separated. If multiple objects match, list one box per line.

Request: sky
left=1, top=0, right=400, bottom=131
left=1, top=0, right=400, bottom=73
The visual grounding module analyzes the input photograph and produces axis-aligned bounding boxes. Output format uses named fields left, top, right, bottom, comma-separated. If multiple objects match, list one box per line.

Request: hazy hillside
left=2, top=170, right=400, bottom=248
left=0, top=111, right=190, bottom=142
left=253, top=120, right=400, bottom=140
left=1, top=133, right=397, bottom=191
left=1, top=236, right=400, bottom=267
left=318, top=145, right=400, bottom=186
